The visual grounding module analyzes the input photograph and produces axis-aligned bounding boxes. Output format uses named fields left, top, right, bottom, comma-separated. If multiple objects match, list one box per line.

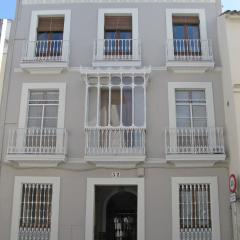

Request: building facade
left=0, top=19, right=11, bottom=104
left=0, top=1, right=233, bottom=240
left=218, top=10, right=240, bottom=240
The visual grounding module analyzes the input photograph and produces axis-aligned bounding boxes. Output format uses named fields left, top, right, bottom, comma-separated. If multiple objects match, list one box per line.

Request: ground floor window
left=172, top=177, right=220, bottom=240
left=10, top=177, right=60, bottom=240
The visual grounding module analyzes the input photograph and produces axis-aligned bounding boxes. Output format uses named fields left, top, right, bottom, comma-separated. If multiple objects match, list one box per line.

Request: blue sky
left=0, top=0, right=240, bottom=19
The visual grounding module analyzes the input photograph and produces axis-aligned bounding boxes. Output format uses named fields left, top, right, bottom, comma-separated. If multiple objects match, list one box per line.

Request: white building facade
left=218, top=10, right=240, bottom=240
left=0, top=1, right=233, bottom=240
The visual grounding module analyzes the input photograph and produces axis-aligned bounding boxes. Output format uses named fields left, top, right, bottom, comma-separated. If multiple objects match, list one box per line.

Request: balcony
left=6, top=128, right=68, bottom=167
left=165, top=127, right=226, bottom=167
left=166, top=39, right=214, bottom=73
left=20, top=40, right=69, bottom=74
left=85, top=127, right=146, bottom=166
left=92, top=39, right=141, bottom=67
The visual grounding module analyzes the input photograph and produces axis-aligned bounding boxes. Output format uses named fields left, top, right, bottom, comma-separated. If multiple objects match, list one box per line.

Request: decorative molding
left=22, top=0, right=216, bottom=4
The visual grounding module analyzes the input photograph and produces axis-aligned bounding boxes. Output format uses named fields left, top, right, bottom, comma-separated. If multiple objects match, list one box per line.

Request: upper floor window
left=104, top=16, right=132, bottom=56
left=173, top=16, right=200, bottom=40
left=21, top=10, right=71, bottom=66
left=27, top=90, right=59, bottom=129
left=175, top=89, right=207, bottom=128
left=172, top=16, right=201, bottom=56
left=86, top=75, right=146, bottom=128
left=94, top=9, right=140, bottom=65
left=36, top=17, right=64, bottom=58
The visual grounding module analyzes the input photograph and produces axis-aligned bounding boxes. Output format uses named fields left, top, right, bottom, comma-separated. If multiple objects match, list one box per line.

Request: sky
left=0, top=0, right=240, bottom=19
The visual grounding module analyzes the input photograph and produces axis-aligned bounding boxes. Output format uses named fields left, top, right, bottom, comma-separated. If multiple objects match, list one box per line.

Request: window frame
left=175, top=89, right=208, bottom=128
left=10, top=176, right=60, bottom=240
left=172, top=177, right=221, bottom=240
left=18, top=83, right=66, bottom=130
left=28, top=10, right=71, bottom=59
left=168, top=82, right=215, bottom=129
left=97, top=8, right=138, bottom=42
left=96, top=8, right=139, bottom=62
left=166, top=9, right=208, bottom=60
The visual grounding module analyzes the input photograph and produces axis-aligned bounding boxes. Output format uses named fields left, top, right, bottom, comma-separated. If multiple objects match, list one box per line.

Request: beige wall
left=218, top=15, right=240, bottom=177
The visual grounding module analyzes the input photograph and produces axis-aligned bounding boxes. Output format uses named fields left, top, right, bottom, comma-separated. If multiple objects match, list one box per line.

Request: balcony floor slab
left=5, top=154, right=66, bottom=167
left=84, top=155, right=145, bottom=168
left=166, top=153, right=226, bottom=167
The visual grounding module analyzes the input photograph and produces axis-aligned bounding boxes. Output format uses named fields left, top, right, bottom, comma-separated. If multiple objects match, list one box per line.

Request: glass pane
left=44, top=106, right=58, bottom=118
left=105, top=31, right=116, bottom=40
left=88, top=77, right=98, bottom=85
left=27, top=118, right=42, bottom=128
left=37, top=32, right=48, bottom=41
left=176, top=118, right=191, bottom=128
left=29, top=91, right=45, bottom=101
left=51, top=32, right=63, bottom=41
left=111, top=76, right=121, bottom=85
left=111, top=88, right=120, bottom=126
left=100, top=89, right=109, bottom=126
left=134, top=76, right=144, bottom=85
left=122, top=87, right=132, bottom=126
left=175, top=91, right=189, bottom=102
left=134, top=86, right=144, bottom=126
left=87, top=87, right=98, bottom=126
left=29, top=90, right=59, bottom=101
left=193, top=118, right=207, bottom=127
left=28, top=106, right=43, bottom=118
left=43, top=118, right=58, bottom=128
left=119, top=31, right=132, bottom=39
left=173, top=25, right=184, bottom=39
left=100, top=77, right=109, bottom=85
left=45, top=91, right=59, bottom=101
left=123, top=76, right=132, bottom=85
left=176, top=105, right=190, bottom=118
left=188, top=25, right=200, bottom=39
left=192, top=105, right=207, bottom=118
left=192, top=90, right=206, bottom=102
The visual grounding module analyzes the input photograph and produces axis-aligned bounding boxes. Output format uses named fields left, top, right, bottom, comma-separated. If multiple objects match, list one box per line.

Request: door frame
left=85, top=178, right=145, bottom=240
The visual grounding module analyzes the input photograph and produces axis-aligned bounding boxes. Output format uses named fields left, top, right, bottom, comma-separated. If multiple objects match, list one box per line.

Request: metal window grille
left=18, top=183, right=53, bottom=240
left=179, top=184, right=212, bottom=240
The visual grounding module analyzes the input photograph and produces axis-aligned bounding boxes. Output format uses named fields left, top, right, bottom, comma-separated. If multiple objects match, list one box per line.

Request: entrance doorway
left=85, top=178, right=144, bottom=240
left=95, top=186, right=137, bottom=240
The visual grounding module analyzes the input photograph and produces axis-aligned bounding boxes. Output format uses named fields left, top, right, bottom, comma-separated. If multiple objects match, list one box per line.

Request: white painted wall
left=0, top=19, right=11, bottom=105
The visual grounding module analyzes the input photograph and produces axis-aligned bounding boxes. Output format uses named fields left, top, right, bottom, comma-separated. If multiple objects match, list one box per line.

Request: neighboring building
left=0, top=19, right=11, bottom=104
left=218, top=10, right=240, bottom=240
left=0, top=1, right=232, bottom=240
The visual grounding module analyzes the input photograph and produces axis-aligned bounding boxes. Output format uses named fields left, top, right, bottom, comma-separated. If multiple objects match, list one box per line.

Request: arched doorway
left=106, top=191, right=137, bottom=240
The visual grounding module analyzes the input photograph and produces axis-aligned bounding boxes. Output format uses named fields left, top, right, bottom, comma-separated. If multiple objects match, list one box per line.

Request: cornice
left=22, top=0, right=216, bottom=5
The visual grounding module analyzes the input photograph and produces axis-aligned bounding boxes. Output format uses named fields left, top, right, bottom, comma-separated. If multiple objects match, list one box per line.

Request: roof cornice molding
left=22, top=0, right=216, bottom=5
